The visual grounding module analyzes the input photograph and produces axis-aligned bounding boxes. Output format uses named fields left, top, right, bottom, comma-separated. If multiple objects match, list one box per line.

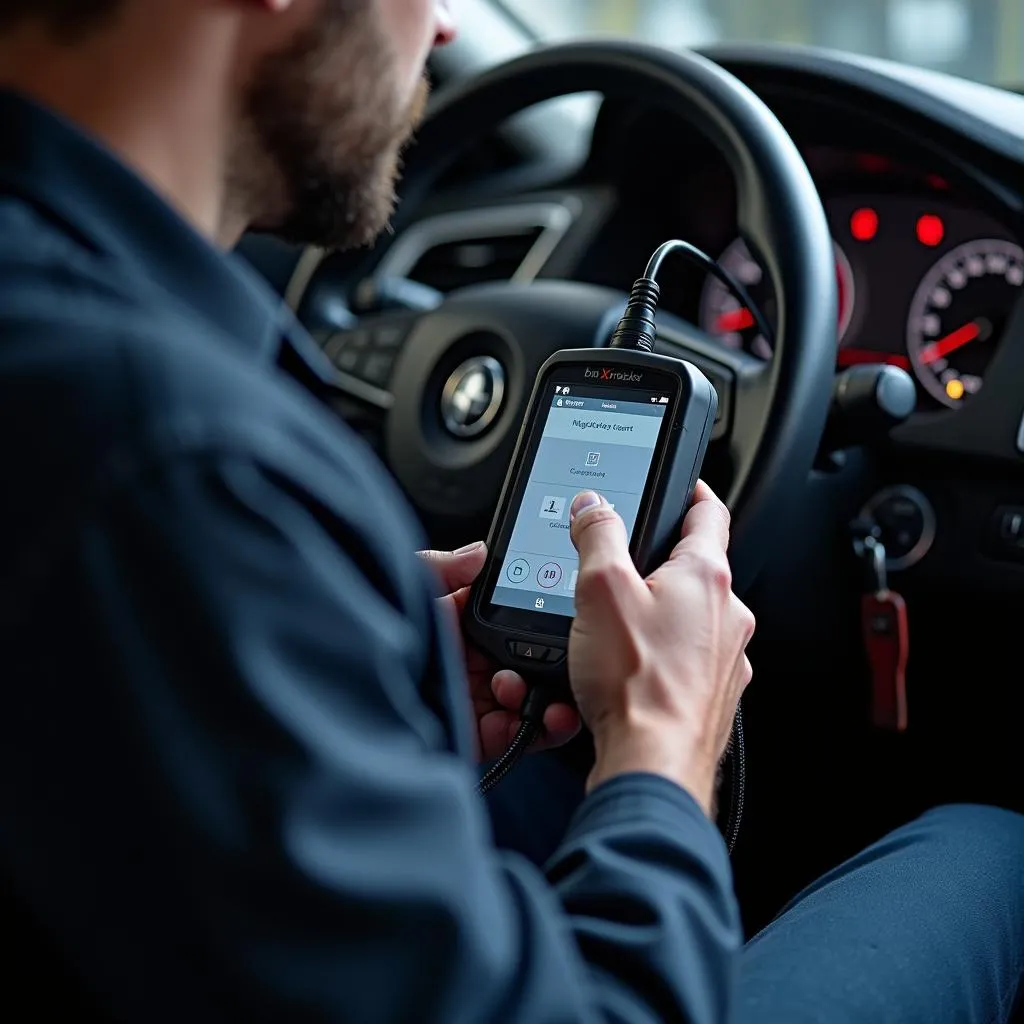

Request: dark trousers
left=488, top=755, right=1024, bottom=1023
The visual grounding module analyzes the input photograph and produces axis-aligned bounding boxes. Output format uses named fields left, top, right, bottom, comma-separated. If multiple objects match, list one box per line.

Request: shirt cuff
left=562, top=772, right=730, bottom=860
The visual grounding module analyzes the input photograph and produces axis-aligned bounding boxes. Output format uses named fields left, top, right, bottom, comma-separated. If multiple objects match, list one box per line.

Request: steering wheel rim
left=292, top=41, right=837, bottom=592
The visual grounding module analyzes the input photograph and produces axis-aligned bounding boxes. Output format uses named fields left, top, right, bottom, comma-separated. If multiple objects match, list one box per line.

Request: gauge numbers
left=906, top=238, right=1024, bottom=409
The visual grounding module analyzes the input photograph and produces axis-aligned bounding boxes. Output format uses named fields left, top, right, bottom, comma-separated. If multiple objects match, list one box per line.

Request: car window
left=499, top=0, right=1023, bottom=88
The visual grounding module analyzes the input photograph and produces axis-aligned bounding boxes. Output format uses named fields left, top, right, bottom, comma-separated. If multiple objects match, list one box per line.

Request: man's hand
left=567, top=483, right=755, bottom=814
left=418, top=542, right=581, bottom=763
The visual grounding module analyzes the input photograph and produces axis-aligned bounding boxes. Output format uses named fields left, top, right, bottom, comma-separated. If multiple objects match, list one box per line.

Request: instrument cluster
left=697, top=167, right=1023, bottom=412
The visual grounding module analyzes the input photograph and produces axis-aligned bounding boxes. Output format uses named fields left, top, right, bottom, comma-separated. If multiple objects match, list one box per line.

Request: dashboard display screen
left=490, top=380, right=669, bottom=619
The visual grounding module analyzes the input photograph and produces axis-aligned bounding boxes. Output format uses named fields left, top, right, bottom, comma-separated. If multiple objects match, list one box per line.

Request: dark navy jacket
left=0, top=90, right=740, bottom=1022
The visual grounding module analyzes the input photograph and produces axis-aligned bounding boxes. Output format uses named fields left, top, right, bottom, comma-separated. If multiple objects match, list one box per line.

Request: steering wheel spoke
left=653, top=310, right=767, bottom=446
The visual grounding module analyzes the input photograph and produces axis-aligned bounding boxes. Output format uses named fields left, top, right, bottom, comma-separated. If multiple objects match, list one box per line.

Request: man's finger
left=492, top=670, right=528, bottom=711
left=540, top=703, right=582, bottom=749
left=491, top=672, right=581, bottom=752
left=418, top=541, right=487, bottom=595
left=448, top=586, right=472, bottom=617
left=676, top=480, right=731, bottom=554
left=479, top=705, right=582, bottom=761
left=569, top=492, right=633, bottom=576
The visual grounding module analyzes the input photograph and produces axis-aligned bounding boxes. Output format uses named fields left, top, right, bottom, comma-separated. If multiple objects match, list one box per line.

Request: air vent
left=374, top=201, right=577, bottom=294
left=408, top=228, right=545, bottom=292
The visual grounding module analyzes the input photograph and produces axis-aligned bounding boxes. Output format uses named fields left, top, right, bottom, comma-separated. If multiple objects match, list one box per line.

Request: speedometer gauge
left=906, top=238, right=1024, bottom=409
left=700, top=237, right=854, bottom=359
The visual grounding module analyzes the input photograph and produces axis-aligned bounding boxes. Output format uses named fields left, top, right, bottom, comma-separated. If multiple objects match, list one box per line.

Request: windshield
left=499, top=0, right=1020, bottom=87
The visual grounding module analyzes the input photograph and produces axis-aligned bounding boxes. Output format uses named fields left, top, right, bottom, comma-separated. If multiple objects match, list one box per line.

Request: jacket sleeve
left=2, top=449, right=742, bottom=1023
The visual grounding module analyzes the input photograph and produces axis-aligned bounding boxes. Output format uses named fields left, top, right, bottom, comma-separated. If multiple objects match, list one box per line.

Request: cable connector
left=607, top=238, right=774, bottom=355
left=609, top=277, right=661, bottom=352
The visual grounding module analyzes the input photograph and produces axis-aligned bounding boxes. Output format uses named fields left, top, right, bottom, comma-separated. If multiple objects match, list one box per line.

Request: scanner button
left=505, top=559, right=531, bottom=584
left=509, top=642, right=551, bottom=662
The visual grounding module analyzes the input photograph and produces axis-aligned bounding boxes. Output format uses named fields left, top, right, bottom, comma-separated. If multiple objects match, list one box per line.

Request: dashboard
left=705, top=189, right=1021, bottom=412
left=267, top=46, right=1024, bottom=592
left=569, top=111, right=1024, bottom=417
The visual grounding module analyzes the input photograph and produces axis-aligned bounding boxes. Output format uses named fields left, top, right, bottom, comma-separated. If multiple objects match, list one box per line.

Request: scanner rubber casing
left=465, top=347, right=718, bottom=686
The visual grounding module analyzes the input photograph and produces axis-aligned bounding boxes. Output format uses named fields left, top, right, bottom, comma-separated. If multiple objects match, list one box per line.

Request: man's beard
left=231, top=1, right=429, bottom=251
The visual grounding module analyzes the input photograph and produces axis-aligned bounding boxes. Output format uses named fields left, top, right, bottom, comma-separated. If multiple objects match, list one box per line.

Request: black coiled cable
left=477, top=688, right=551, bottom=796
left=721, top=704, right=746, bottom=855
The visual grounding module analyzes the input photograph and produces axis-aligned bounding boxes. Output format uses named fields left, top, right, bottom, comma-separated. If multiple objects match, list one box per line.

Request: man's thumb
left=569, top=492, right=631, bottom=570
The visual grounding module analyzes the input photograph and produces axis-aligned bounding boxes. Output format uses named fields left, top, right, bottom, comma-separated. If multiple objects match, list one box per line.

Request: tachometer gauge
left=906, top=238, right=1024, bottom=409
left=700, top=237, right=854, bottom=359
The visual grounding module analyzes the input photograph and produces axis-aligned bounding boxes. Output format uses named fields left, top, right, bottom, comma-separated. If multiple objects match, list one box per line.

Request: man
left=0, top=2, right=1020, bottom=1021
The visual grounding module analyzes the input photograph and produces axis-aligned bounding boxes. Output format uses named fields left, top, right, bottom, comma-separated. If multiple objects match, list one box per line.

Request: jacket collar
left=0, top=87, right=337, bottom=391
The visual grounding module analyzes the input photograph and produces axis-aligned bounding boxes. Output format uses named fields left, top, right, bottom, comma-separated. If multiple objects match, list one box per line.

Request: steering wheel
left=288, top=41, right=837, bottom=593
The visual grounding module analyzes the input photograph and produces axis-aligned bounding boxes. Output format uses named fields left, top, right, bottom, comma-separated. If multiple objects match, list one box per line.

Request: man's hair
left=0, top=0, right=123, bottom=39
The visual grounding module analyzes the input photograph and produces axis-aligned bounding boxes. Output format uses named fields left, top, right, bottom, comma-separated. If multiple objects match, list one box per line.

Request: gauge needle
left=715, top=308, right=756, bottom=333
left=919, top=321, right=981, bottom=365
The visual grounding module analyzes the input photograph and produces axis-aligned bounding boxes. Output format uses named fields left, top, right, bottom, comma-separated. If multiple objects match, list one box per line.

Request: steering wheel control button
left=505, top=558, right=530, bottom=584
left=335, top=349, right=364, bottom=374
left=361, top=352, right=397, bottom=387
left=372, top=323, right=410, bottom=351
left=323, top=328, right=367, bottom=361
left=440, top=356, right=506, bottom=438
left=319, top=321, right=411, bottom=390
left=508, top=642, right=551, bottom=663
left=859, top=486, right=936, bottom=571
left=322, top=328, right=372, bottom=375
left=537, top=562, right=563, bottom=588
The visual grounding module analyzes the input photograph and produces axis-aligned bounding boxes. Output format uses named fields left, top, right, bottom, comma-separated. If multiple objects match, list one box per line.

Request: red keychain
left=856, top=533, right=910, bottom=732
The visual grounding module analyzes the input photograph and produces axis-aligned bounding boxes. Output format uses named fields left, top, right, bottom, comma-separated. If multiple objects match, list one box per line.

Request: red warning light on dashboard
left=916, top=213, right=945, bottom=248
left=850, top=208, right=879, bottom=242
